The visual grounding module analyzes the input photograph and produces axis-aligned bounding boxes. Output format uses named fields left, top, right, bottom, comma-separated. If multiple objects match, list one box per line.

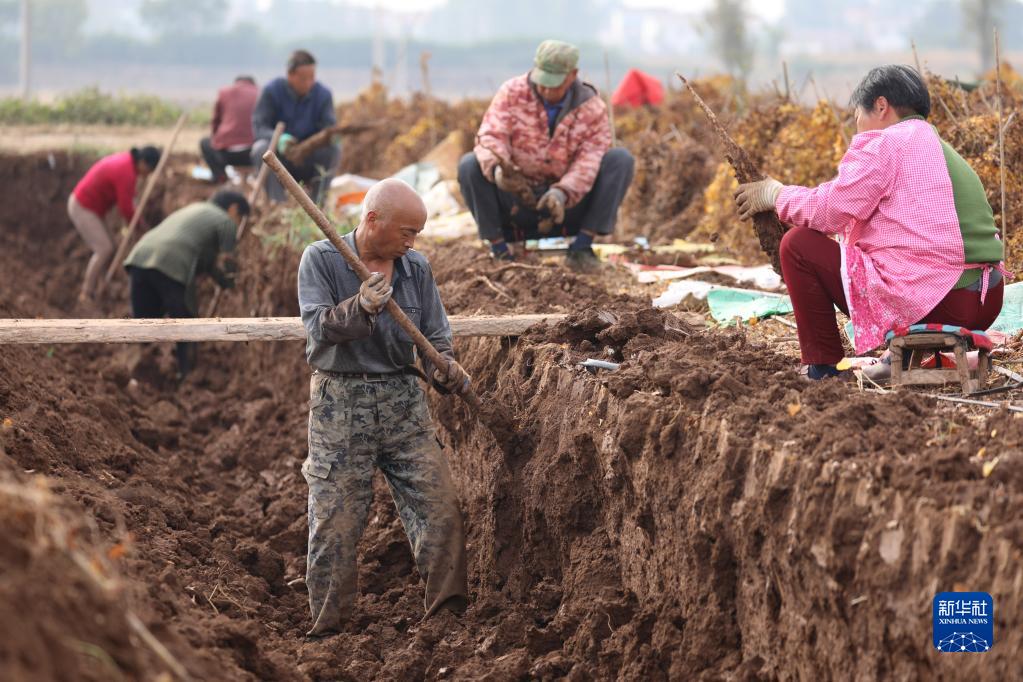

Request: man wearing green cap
left=459, top=39, right=634, bottom=270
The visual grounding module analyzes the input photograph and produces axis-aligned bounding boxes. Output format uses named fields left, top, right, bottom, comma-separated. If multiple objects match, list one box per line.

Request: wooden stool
left=886, top=325, right=992, bottom=394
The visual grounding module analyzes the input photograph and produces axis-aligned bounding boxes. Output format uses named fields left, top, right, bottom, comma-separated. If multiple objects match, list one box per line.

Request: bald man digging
left=297, top=178, right=470, bottom=637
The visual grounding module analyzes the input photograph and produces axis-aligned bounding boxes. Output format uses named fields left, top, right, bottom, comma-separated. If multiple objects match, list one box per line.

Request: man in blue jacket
left=251, top=49, right=340, bottom=205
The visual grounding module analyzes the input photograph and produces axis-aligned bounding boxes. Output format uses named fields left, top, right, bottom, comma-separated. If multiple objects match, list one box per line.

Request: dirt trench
left=1, top=152, right=1021, bottom=680
left=434, top=310, right=1023, bottom=679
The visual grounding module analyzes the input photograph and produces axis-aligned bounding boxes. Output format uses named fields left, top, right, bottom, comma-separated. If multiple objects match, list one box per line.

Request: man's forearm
left=320, top=295, right=374, bottom=343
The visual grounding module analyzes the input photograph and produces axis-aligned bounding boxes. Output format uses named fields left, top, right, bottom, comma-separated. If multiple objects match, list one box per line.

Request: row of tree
left=0, top=0, right=1017, bottom=83
left=703, top=0, right=1014, bottom=83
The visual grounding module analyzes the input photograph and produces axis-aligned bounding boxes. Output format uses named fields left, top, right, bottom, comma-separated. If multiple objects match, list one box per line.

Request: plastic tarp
left=611, top=69, right=665, bottom=108
left=707, top=289, right=793, bottom=324
left=652, top=280, right=793, bottom=324
left=989, top=282, right=1023, bottom=334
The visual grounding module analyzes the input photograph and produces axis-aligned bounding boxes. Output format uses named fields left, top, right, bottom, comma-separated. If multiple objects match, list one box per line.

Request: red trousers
left=779, top=227, right=1005, bottom=365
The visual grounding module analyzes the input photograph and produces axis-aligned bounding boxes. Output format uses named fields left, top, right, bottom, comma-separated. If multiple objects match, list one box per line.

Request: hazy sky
left=258, top=0, right=786, bottom=21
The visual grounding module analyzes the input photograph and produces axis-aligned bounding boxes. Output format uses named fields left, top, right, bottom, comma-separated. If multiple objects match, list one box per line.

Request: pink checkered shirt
left=776, top=118, right=968, bottom=353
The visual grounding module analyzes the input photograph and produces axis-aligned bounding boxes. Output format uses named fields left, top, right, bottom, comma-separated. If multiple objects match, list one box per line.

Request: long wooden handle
left=261, top=150, right=480, bottom=410
left=103, top=112, right=189, bottom=287
left=206, top=121, right=287, bottom=317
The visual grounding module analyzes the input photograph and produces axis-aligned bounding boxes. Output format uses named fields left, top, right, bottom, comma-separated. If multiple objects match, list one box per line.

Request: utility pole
left=371, top=2, right=384, bottom=85
left=19, top=0, right=31, bottom=99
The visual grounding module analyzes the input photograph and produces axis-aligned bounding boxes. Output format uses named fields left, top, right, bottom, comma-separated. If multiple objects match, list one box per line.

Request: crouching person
left=124, top=190, right=248, bottom=378
left=458, top=39, right=634, bottom=270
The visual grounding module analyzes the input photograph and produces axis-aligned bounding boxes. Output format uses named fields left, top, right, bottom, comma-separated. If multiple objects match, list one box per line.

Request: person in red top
left=200, top=76, right=259, bottom=184
left=68, top=146, right=160, bottom=302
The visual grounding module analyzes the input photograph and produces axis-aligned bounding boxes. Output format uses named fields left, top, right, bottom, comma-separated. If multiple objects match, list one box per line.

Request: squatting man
left=297, top=178, right=470, bottom=636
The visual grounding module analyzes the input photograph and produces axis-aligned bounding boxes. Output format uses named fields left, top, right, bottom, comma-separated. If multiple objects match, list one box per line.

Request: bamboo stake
left=954, top=75, right=971, bottom=114
left=261, top=150, right=482, bottom=411
left=911, top=39, right=925, bottom=80
left=419, top=51, right=436, bottom=150
left=205, top=121, right=286, bottom=317
left=604, top=50, right=617, bottom=146
left=809, top=73, right=822, bottom=103
left=936, top=93, right=960, bottom=126
left=995, top=28, right=1008, bottom=243
left=101, top=112, right=188, bottom=289
left=782, top=61, right=791, bottom=102
left=808, top=75, right=849, bottom=146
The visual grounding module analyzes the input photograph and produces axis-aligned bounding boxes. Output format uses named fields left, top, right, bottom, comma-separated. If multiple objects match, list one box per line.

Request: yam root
left=676, top=73, right=788, bottom=275
left=476, top=141, right=555, bottom=233
left=285, top=122, right=382, bottom=166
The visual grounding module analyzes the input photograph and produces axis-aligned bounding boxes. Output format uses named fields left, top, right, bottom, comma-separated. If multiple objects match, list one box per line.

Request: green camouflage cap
left=530, top=40, right=580, bottom=88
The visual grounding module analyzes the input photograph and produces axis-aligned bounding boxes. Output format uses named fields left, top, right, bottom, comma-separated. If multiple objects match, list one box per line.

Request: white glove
left=358, top=272, right=392, bottom=314
left=734, top=177, right=783, bottom=220
left=537, top=187, right=567, bottom=224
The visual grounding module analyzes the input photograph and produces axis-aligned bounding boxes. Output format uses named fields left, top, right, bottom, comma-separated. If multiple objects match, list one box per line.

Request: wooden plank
left=0, top=314, right=565, bottom=345
left=896, top=368, right=962, bottom=386
left=891, top=334, right=958, bottom=349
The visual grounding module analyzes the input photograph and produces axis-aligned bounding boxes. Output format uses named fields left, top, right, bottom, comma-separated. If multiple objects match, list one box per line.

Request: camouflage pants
left=303, top=372, right=468, bottom=636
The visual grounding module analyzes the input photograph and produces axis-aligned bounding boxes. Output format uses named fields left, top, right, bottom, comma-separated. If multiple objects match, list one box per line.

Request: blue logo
left=933, top=592, right=993, bottom=652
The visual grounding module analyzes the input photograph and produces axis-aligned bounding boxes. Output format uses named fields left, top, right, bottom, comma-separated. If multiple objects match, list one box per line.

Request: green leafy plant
left=260, top=206, right=357, bottom=254
left=0, top=87, right=209, bottom=126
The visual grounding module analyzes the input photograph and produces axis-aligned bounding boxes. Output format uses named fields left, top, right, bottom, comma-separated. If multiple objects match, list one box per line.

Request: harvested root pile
left=337, top=82, right=487, bottom=178
left=929, top=71, right=1023, bottom=270
left=615, top=128, right=715, bottom=244
left=689, top=72, right=1023, bottom=272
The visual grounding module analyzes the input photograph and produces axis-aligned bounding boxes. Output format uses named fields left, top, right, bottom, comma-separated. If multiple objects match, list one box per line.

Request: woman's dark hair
left=850, top=64, right=930, bottom=118
left=210, top=190, right=250, bottom=216
left=287, top=49, right=316, bottom=73
left=130, top=145, right=161, bottom=170
left=235, top=75, right=256, bottom=85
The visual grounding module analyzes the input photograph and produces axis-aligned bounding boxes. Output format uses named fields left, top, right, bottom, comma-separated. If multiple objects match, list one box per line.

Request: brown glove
left=433, top=359, right=471, bottom=395
left=537, top=187, right=567, bottom=224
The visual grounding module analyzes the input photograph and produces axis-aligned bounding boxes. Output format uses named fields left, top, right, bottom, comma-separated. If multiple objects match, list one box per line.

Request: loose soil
left=1, top=151, right=1021, bottom=681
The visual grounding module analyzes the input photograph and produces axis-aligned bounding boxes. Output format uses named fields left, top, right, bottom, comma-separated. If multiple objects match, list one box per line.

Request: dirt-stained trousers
left=302, top=372, right=467, bottom=636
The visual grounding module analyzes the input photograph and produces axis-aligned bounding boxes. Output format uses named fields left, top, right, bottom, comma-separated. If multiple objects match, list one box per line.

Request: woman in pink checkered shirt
left=735, top=65, right=1005, bottom=381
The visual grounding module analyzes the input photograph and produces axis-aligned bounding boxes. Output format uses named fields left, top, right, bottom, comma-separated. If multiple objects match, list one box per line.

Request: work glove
left=537, top=187, right=567, bottom=225
left=493, top=165, right=516, bottom=193
left=734, top=177, right=783, bottom=220
left=277, top=133, right=297, bottom=155
left=358, top=272, right=392, bottom=315
left=433, top=359, right=471, bottom=396
left=214, top=257, right=237, bottom=289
